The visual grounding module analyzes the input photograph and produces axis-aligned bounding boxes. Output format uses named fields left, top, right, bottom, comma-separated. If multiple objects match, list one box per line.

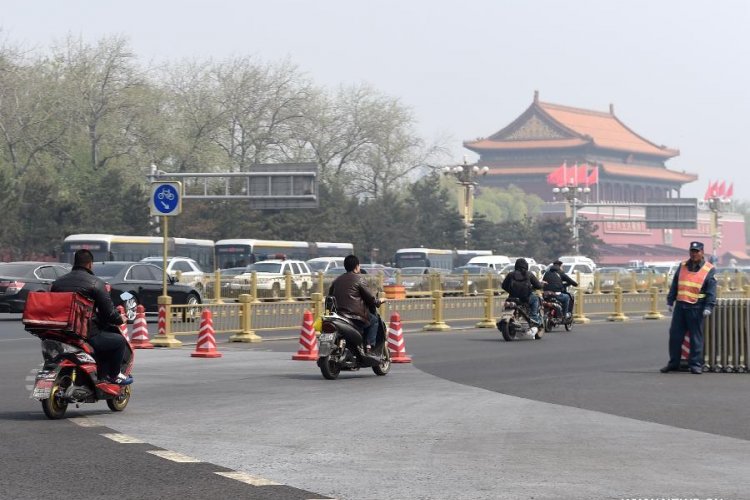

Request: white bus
left=60, top=234, right=215, bottom=271
left=393, top=248, right=493, bottom=271
left=214, top=239, right=354, bottom=269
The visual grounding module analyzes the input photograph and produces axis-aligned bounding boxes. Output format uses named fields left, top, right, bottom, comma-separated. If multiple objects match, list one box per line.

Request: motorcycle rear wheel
left=107, top=385, right=131, bottom=411
left=319, top=355, right=340, bottom=380
left=499, top=319, right=515, bottom=341
left=543, top=316, right=553, bottom=332
left=42, top=373, right=72, bottom=420
left=564, top=318, right=573, bottom=331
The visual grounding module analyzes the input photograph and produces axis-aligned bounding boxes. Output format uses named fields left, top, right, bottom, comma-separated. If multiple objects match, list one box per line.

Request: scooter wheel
left=318, top=355, right=340, bottom=380
left=107, top=385, right=131, bottom=412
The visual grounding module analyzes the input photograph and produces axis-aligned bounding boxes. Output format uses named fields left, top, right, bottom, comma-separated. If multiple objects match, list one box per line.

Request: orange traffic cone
left=387, top=312, right=412, bottom=363
left=680, top=331, right=690, bottom=368
left=191, top=309, right=222, bottom=358
left=116, top=305, right=129, bottom=341
left=130, top=305, right=154, bottom=349
left=292, top=310, right=318, bottom=361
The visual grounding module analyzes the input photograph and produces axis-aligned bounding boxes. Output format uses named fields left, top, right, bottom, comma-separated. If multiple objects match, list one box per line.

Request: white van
left=306, top=257, right=345, bottom=274
left=466, top=255, right=512, bottom=271
left=558, top=255, right=596, bottom=270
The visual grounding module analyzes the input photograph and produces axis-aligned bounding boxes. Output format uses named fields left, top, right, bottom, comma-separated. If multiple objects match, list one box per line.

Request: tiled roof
left=601, top=162, right=697, bottom=182
left=538, top=102, right=679, bottom=158
left=465, top=138, right=588, bottom=151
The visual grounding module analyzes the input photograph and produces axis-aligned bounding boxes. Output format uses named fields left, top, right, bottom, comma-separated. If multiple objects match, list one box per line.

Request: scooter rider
left=327, top=254, right=384, bottom=353
left=51, top=249, right=133, bottom=385
left=542, top=260, right=578, bottom=318
left=501, top=258, right=544, bottom=327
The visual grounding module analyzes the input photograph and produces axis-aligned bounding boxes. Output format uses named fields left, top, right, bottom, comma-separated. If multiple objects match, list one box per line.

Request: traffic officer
left=661, top=241, right=717, bottom=374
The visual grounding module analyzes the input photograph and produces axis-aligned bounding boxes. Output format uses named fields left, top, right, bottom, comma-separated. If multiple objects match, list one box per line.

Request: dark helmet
left=514, top=258, right=528, bottom=271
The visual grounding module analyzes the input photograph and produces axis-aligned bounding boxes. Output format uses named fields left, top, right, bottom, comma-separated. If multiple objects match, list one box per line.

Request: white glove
left=667, top=305, right=673, bottom=314
left=703, top=309, right=712, bottom=317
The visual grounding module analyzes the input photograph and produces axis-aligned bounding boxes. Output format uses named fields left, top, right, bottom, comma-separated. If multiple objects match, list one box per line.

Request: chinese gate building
left=463, top=92, right=746, bottom=265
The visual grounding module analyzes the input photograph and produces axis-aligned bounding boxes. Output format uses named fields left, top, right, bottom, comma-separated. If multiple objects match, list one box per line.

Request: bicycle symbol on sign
left=157, top=187, right=175, bottom=201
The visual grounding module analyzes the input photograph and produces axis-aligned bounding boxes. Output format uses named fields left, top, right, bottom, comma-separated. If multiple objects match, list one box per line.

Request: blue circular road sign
left=152, top=183, right=181, bottom=215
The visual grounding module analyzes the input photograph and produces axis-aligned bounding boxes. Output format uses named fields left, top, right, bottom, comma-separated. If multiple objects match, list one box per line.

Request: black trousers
left=88, top=331, right=127, bottom=379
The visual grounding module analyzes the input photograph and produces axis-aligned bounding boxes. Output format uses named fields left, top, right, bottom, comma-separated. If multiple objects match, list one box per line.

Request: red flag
left=546, top=163, right=564, bottom=186
left=586, top=166, right=599, bottom=186
left=726, top=182, right=734, bottom=198
left=716, top=181, right=726, bottom=198
left=703, top=180, right=714, bottom=200
left=576, top=164, right=589, bottom=186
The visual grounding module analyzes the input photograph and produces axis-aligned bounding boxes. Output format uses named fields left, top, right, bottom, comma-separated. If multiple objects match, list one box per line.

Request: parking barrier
left=573, top=272, right=590, bottom=324
left=229, top=294, right=262, bottom=342
left=423, top=290, right=450, bottom=331
left=593, top=272, right=601, bottom=294
left=151, top=296, right=182, bottom=348
left=643, top=287, right=664, bottom=320
left=476, top=289, right=496, bottom=328
left=607, top=287, right=628, bottom=322
left=703, top=298, right=749, bottom=373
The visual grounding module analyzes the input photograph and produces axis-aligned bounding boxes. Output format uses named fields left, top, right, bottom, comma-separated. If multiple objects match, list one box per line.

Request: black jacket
left=501, top=270, right=543, bottom=299
left=542, top=265, right=578, bottom=293
left=328, top=272, right=377, bottom=325
left=51, top=266, right=123, bottom=335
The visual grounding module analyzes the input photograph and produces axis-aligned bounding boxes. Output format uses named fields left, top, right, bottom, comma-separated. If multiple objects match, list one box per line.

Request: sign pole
left=162, top=215, right=168, bottom=298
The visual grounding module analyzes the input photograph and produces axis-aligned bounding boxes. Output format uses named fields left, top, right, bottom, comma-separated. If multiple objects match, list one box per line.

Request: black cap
left=689, top=241, right=704, bottom=251
left=553, top=260, right=563, bottom=266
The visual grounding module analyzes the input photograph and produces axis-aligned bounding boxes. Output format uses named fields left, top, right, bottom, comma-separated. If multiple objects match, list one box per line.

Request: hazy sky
left=3, top=0, right=748, bottom=199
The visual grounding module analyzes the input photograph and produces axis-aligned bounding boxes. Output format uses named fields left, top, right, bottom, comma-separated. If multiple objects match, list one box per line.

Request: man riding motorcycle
left=542, top=260, right=578, bottom=318
left=51, top=249, right=132, bottom=385
left=501, top=258, right=544, bottom=328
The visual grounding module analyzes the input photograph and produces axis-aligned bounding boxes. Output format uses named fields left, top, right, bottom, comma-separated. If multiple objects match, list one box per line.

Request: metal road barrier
left=704, top=298, right=750, bottom=373
left=157, top=284, right=750, bottom=346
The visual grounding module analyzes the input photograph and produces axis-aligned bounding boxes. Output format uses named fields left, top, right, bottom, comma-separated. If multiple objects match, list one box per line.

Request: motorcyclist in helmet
left=542, top=260, right=578, bottom=318
left=501, top=258, right=544, bottom=327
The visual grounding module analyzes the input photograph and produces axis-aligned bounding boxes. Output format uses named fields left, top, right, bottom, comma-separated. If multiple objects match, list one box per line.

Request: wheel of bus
left=271, top=283, right=281, bottom=300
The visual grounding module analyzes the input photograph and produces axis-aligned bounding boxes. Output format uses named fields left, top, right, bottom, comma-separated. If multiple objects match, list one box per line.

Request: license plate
left=318, top=333, right=334, bottom=342
left=30, top=371, right=56, bottom=400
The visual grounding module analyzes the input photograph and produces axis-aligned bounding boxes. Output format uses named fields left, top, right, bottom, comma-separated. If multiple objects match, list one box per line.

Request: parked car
left=307, top=257, right=345, bottom=274
left=360, top=264, right=396, bottom=278
left=392, top=267, right=449, bottom=293
left=93, top=262, right=202, bottom=319
left=445, top=266, right=502, bottom=295
left=234, top=259, right=313, bottom=299
left=140, top=256, right=207, bottom=294
left=561, top=263, right=595, bottom=293
left=596, top=267, right=629, bottom=293
left=0, top=262, right=72, bottom=313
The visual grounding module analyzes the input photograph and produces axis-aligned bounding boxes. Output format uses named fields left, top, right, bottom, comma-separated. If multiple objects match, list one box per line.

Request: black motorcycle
left=496, top=296, right=544, bottom=341
left=541, top=291, right=573, bottom=332
left=316, top=297, right=391, bottom=380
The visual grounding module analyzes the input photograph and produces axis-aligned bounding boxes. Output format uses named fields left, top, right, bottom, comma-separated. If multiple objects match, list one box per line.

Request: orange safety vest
left=676, top=260, right=713, bottom=304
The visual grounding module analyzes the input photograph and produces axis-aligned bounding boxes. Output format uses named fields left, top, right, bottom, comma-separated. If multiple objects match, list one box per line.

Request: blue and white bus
left=393, top=248, right=493, bottom=271
left=214, top=239, right=354, bottom=269
left=60, top=234, right=215, bottom=271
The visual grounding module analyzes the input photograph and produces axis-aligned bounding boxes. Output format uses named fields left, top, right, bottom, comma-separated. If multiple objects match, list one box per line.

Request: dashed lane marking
left=214, top=471, right=280, bottom=486
left=101, top=433, right=146, bottom=444
left=70, top=417, right=104, bottom=428
left=147, top=450, right=202, bottom=463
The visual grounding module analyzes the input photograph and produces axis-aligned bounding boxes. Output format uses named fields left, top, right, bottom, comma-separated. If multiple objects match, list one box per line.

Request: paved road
left=1, top=315, right=749, bottom=499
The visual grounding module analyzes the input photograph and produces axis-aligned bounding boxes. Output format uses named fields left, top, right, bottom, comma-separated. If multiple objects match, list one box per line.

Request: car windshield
left=324, top=268, right=347, bottom=276
left=220, top=267, right=251, bottom=277
left=92, top=263, right=129, bottom=279
left=400, top=267, right=429, bottom=276
left=307, top=261, right=328, bottom=272
left=452, top=266, right=484, bottom=274
left=253, top=262, right=282, bottom=274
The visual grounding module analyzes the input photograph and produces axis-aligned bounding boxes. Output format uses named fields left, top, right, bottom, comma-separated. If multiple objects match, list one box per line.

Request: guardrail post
left=250, top=272, right=259, bottom=302
left=462, top=270, right=469, bottom=296
left=744, top=285, right=750, bottom=299
left=593, top=272, right=601, bottom=294
left=573, top=278, right=590, bottom=324
left=311, top=293, right=324, bottom=328
left=642, top=286, right=664, bottom=320
left=607, top=286, right=629, bottom=322
left=721, top=273, right=731, bottom=294
left=487, top=272, right=494, bottom=293
left=213, top=270, right=223, bottom=304
left=423, top=290, right=450, bottom=331
left=646, top=273, right=653, bottom=293
left=151, top=295, right=182, bottom=347
left=476, top=289, right=496, bottom=328
left=284, top=271, right=294, bottom=302
left=317, top=271, right=325, bottom=295
left=629, top=270, right=638, bottom=294
left=230, top=294, right=263, bottom=342
left=395, top=270, right=402, bottom=285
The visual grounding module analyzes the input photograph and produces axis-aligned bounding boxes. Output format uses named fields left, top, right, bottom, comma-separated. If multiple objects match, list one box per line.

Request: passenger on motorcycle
left=542, top=260, right=578, bottom=318
left=327, top=254, right=384, bottom=353
left=501, top=258, right=544, bottom=327
left=51, top=249, right=133, bottom=385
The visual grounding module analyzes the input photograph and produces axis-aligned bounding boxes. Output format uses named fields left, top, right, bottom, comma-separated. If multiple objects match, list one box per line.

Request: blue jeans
left=363, top=311, right=379, bottom=347
left=528, top=294, right=541, bottom=325
left=555, top=293, right=571, bottom=315
left=668, top=303, right=704, bottom=369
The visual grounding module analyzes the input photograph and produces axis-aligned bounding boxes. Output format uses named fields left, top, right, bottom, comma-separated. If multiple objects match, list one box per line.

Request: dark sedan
left=0, top=262, right=72, bottom=313
left=93, top=262, right=202, bottom=318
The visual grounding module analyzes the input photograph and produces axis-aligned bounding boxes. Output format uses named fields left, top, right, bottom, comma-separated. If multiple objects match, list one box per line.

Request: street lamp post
left=552, top=184, right=591, bottom=254
left=443, top=157, right=489, bottom=249
left=707, top=194, right=731, bottom=263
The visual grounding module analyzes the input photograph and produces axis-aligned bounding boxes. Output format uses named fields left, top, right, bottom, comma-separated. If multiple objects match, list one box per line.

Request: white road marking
left=0, top=337, right=35, bottom=342
left=70, top=417, right=103, bottom=428
left=147, top=450, right=202, bottom=463
left=101, top=433, right=145, bottom=444
left=214, top=471, right=280, bottom=486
